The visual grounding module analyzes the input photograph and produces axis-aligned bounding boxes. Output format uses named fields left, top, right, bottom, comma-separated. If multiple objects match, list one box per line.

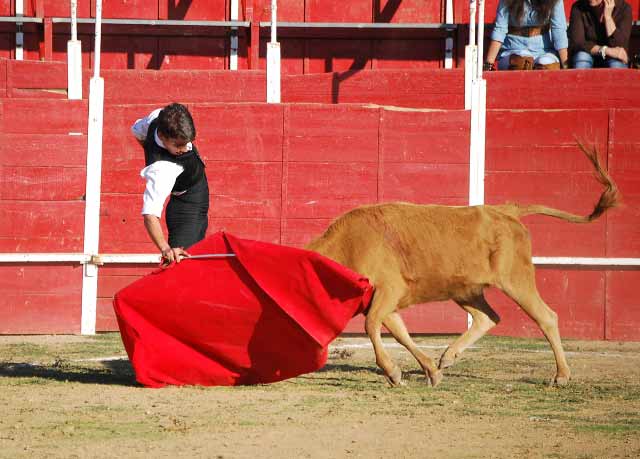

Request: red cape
left=113, top=232, right=374, bottom=387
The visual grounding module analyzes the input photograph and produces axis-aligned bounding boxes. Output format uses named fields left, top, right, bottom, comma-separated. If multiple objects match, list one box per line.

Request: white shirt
left=132, top=109, right=194, bottom=218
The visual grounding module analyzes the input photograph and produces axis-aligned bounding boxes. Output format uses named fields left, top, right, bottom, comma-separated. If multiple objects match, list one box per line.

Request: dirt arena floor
left=0, top=333, right=639, bottom=459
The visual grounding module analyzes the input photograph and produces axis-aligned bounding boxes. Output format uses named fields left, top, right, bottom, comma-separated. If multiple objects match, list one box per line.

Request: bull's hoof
left=553, top=373, right=571, bottom=386
left=384, top=366, right=405, bottom=387
left=427, top=369, right=443, bottom=387
left=438, top=349, right=457, bottom=369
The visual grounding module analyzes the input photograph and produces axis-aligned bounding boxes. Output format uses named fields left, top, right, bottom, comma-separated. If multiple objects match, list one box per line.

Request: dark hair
left=505, top=0, right=558, bottom=25
left=157, top=103, right=196, bottom=143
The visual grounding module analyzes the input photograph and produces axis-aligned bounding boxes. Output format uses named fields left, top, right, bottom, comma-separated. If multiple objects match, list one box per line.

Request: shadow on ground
left=0, top=360, right=137, bottom=386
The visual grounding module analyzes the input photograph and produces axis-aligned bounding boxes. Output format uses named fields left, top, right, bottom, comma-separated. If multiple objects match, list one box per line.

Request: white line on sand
left=68, top=344, right=634, bottom=363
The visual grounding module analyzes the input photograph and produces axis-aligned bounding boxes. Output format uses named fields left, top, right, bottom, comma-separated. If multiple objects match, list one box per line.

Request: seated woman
left=568, top=0, right=632, bottom=69
left=484, top=0, right=569, bottom=71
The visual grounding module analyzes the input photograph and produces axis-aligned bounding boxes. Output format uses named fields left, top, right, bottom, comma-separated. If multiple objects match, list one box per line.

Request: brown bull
left=306, top=144, right=619, bottom=387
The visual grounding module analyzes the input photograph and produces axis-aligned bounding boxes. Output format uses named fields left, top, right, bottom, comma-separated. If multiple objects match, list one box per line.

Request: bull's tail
left=499, top=142, right=620, bottom=224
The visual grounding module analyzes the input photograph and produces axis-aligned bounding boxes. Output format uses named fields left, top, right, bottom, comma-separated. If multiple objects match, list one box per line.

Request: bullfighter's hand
left=161, top=247, right=190, bottom=267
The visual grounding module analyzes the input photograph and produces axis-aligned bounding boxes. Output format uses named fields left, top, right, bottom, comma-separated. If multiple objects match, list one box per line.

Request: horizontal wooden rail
left=0, top=253, right=638, bottom=268
left=259, top=21, right=457, bottom=30
left=50, top=18, right=250, bottom=27
left=0, top=16, right=43, bottom=23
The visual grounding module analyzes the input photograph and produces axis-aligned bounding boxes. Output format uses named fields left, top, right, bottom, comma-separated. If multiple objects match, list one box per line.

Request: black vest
left=144, top=119, right=206, bottom=192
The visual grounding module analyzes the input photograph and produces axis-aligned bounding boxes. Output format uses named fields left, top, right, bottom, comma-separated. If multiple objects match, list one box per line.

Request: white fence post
left=266, top=0, right=281, bottom=103
left=15, top=0, right=24, bottom=60
left=229, top=0, right=239, bottom=70
left=67, top=0, right=83, bottom=99
left=467, top=0, right=487, bottom=329
left=444, top=0, right=454, bottom=69
left=464, top=0, right=477, bottom=110
left=81, top=0, right=105, bottom=335
left=469, top=0, right=486, bottom=207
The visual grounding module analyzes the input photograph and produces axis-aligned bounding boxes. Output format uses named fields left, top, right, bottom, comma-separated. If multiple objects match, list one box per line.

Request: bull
left=307, top=144, right=619, bottom=387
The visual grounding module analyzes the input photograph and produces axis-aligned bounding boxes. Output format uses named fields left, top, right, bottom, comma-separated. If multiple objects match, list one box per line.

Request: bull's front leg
left=365, top=315, right=402, bottom=386
left=384, top=312, right=442, bottom=387
left=364, top=289, right=404, bottom=387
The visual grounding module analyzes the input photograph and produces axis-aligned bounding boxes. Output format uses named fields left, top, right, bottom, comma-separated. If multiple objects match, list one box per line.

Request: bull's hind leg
left=501, top=264, right=571, bottom=385
left=365, top=286, right=407, bottom=387
left=383, top=312, right=443, bottom=387
left=439, top=295, right=500, bottom=370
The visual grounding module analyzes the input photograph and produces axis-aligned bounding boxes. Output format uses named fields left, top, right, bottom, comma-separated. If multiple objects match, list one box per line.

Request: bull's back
left=308, top=202, right=525, bottom=302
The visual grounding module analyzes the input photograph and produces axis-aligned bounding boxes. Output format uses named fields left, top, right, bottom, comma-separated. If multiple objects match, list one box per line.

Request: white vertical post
left=15, top=0, right=24, bottom=60
left=270, top=1, right=277, bottom=43
left=467, top=0, right=487, bottom=329
left=469, top=0, right=486, bottom=208
left=476, top=0, right=485, bottom=83
left=464, top=0, right=477, bottom=110
left=444, top=0, right=454, bottom=69
left=266, top=0, right=281, bottom=103
left=229, top=0, right=239, bottom=70
left=468, top=82, right=486, bottom=208
left=67, top=0, right=83, bottom=99
left=81, top=0, right=104, bottom=335
left=92, top=2, right=102, bottom=80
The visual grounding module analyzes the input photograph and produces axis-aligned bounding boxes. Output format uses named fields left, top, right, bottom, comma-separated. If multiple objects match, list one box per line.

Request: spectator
left=484, top=0, right=569, bottom=71
left=568, top=0, right=632, bottom=69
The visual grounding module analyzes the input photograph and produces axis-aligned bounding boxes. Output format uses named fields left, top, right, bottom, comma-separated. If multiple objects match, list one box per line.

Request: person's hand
left=612, top=47, right=628, bottom=64
left=160, top=246, right=190, bottom=267
left=603, top=0, right=615, bottom=18
left=483, top=61, right=496, bottom=71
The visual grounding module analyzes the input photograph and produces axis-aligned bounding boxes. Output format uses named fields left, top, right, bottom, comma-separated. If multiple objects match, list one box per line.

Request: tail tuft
left=576, top=141, right=620, bottom=221
left=504, top=142, right=621, bottom=224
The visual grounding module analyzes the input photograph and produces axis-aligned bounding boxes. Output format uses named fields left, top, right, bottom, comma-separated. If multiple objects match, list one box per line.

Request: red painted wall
left=0, top=60, right=639, bottom=338
left=0, top=95, right=87, bottom=333
left=484, top=107, right=640, bottom=340
left=0, top=0, right=459, bottom=71
left=2, top=1, right=639, bottom=70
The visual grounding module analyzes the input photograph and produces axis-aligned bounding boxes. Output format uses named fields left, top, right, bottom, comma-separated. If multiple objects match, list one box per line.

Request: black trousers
left=166, top=175, right=209, bottom=249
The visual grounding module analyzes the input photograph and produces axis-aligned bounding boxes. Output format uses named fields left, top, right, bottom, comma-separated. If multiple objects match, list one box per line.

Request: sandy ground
left=1, top=334, right=639, bottom=459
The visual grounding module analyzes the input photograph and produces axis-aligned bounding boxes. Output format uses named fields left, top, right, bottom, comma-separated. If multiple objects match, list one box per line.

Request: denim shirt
left=491, top=0, right=569, bottom=54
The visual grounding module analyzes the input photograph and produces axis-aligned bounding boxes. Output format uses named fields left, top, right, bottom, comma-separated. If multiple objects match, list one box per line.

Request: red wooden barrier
left=28, top=0, right=640, bottom=24
left=101, top=70, right=266, bottom=104
left=1, top=67, right=639, bottom=338
left=0, top=58, right=6, bottom=97
left=0, top=265, right=82, bottom=334
left=96, top=0, right=158, bottom=20
left=4, top=1, right=640, bottom=72
left=487, top=109, right=608, bottom=257
left=607, top=109, right=640, bottom=258
left=282, top=69, right=464, bottom=108
left=485, top=71, right=640, bottom=110
left=486, top=269, right=607, bottom=340
left=158, top=0, right=226, bottom=21
left=0, top=1, right=10, bottom=16
left=5, top=59, right=67, bottom=97
left=11, top=61, right=640, bottom=112
left=0, top=33, right=10, bottom=60
left=0, top=98, right=87, bottom=133
left=606, top=271, right=640, bottom=340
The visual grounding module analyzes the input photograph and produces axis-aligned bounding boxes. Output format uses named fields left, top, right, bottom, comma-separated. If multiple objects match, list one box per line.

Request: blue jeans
left=572, top=50, right=628, bottom=69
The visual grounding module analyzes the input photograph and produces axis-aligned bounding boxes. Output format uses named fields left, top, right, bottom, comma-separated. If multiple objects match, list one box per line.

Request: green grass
left=577, top=421, right=640, bottom=435
left=1, top=333, right=639, bottom=449
left=0, top=333, right=126, bottom=364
